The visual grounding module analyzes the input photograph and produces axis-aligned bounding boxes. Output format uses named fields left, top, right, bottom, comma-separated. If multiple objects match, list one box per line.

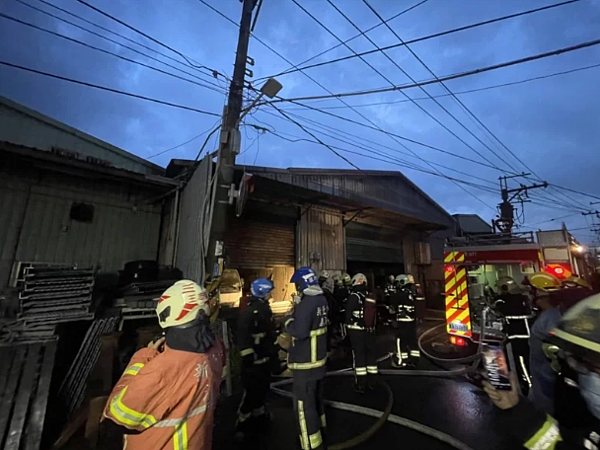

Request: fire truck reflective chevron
left=444, top=251, right=472, bottom=338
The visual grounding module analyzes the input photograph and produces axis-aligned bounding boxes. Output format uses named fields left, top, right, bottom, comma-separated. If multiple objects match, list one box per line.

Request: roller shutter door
left=346, top=222, right=403, bottom=264
left=225, top=218, right=295, bottom=269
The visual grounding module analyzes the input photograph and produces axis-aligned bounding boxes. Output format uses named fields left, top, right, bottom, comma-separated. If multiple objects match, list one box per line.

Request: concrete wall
left=0, top=161, right=163, bottom=289
left=0, top=96, right=162, bottom=175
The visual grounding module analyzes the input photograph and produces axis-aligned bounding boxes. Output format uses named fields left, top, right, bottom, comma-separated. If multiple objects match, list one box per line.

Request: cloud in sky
left=1, top=0, right=600, bottom=244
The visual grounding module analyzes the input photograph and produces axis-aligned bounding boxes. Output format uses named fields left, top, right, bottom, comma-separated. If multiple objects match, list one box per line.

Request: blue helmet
left=251, top=278, right=274, bottom=298
left=290, top=267, right=319, bottom=291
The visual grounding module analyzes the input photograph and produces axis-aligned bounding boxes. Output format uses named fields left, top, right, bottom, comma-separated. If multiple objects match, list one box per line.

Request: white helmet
left=156, top=280, right=209, bottom=329
left=319, top=270, right=331, bottom=280
left=396, top=274, right=409, bottom=286
left=351, top=273, right=367, bottom=287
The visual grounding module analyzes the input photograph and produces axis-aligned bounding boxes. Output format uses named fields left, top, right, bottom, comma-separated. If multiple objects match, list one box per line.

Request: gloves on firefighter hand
left=482, top=371, right=519, bottom=410
left=292, top=295, right=302, bottom=305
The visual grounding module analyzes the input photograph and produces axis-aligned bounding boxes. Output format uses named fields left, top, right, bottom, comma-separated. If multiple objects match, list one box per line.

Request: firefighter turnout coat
left=103, top=341, right=225, bottom=450
left=284, top=287, right=329, bottom=380
left=238, top=296, right=276, bottom=366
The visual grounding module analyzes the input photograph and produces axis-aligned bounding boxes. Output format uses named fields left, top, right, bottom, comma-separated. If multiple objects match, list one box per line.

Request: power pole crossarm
left=206, top=0, right=256, bottom=279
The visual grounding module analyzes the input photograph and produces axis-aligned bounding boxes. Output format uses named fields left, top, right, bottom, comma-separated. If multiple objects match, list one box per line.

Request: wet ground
left=213, top=322, right=537, bottom=450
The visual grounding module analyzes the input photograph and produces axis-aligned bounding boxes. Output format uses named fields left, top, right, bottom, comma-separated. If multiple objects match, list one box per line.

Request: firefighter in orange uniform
left=103, top=280, right=225, bottom=450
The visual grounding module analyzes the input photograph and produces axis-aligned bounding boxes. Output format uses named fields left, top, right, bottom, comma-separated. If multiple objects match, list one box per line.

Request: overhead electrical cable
left=0, top=60, right=221, bottom=117
left=25, top=0, right=223, bottom=81
left=199, top=0, right=510, bottom=207
left=0, top=13, right=227, bottom=95
left=268, top=104, right=498, bottom=211
left=254, top=0, right=430, bottom=82
left=269, top=36, right=600, bottom=104
left=75, top=0, right=214, bottom=72
left=318, top=0, right=514, bottom=172
left=278, top=0, right=586, bottom=76
left=280, top=62, right=600, bottom=111
left=147, top=119, right=221, bottom=159
left=10, top=0, right=227, bottom=94
left=359, top=0, right=590, bottom=211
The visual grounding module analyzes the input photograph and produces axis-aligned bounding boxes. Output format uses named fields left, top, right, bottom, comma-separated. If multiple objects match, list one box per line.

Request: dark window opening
left=70, top=203, right=94, bottom=223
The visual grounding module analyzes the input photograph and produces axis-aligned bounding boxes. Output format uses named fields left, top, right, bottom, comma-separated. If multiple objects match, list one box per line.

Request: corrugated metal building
left=171, top=162, right=455, bottom=306
left=0, top=97, right=176, bottom=289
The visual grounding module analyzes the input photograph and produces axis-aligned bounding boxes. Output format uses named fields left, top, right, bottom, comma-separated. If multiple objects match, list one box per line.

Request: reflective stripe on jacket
left=103, top=341, right=225, bottom=450
left=284, top=291, right=329, bottom=373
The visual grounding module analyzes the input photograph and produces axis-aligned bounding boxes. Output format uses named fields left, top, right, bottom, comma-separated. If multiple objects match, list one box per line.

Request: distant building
left=453, top=214, right=493, bottom=236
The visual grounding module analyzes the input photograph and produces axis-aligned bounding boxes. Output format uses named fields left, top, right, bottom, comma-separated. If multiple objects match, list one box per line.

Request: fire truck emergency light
left=450, top=336, right=467, bottom=347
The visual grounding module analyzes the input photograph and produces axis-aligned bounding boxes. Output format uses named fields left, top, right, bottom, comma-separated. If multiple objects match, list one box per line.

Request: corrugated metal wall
left=0, top=165, right=163, bottom=288
left=345, top=222, right=403, bottom=264
left=175, top=155, right=212, bottom=283
left=296, top=208, right=345, bottom=272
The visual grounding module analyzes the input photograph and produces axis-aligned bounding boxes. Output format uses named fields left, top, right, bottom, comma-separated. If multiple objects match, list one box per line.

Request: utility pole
left=493, top=174, right=548, bottom=235
left=206, top=0, right=257, bottom=279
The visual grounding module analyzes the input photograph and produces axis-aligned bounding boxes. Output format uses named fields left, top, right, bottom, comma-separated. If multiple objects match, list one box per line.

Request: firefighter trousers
left=293, top=378, right=326, bottom=450
left=348, top=328, right=378, bottom=387
left=394, top=320, right=419, bottom=366
left=238, top=364, right=271, bottom=426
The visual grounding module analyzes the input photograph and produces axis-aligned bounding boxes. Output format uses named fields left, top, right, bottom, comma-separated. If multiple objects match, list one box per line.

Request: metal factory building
left=170, top=159, right=456, bottom=307
left=0, top=95, right=176, bottom=290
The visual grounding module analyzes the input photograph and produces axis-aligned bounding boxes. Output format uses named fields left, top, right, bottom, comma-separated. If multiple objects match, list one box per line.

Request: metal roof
left=239, top=165, right=455, bottom=229
left=0, top=95, right=163, bottom=175
left=453, top=214, right=492, bottom=234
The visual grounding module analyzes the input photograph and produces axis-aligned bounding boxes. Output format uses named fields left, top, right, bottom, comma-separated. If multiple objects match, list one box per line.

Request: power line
left=359, top=0, right=590, bottom=213
left=0, top=12, right=227, bottom=95
left=320, top=0, right=512, bottom=172
left=200, top=0, right=510, bottom=208
left=10, top=0, right=227, bottom=93
left=269, top=36, right=600, bottom=104
left=268, top=104, right=498, bottom=211
left=147, top=119, right=221, bottom=159
left=279, top=0, right=586, bottom=76
left=24, top=0, right=222, bottom=82
left=254, top=0, right=430, bottom=82
left=281, top=62, right=600, bottom=111
left=526, top=213, right=582, bottom=226
left=359, top=0, right=523, bottom=172
left=0, top=60, right=221, bottom=117
left=75, top=0, right=213, bottom=72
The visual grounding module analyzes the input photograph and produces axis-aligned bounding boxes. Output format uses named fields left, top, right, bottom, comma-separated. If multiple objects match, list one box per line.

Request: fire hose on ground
left=269, top=313, right=488, bottom=450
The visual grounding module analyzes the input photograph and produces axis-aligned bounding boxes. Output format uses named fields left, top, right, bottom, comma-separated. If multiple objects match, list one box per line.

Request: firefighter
left=391, top=274, right=419, bottom=367
left=384, top=275, right=397, bottom=298
left=236, top=278, right=276, bottom=437
left=103, top=280, right=225, bottom=450
left=320, top=272, right=338, bottom=351
left=345, top=273, right=378, bottom=393
left=334, top=273, right=351, bottom=339
left=483, top=292, right=600, bottom=449
left=494, top=275, right=535, bottom=395
left=284, top=267, right=329, bottom=450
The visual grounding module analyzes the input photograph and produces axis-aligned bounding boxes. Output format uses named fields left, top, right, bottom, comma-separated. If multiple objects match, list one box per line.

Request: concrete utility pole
left=206, top=0, right=257, bottom=279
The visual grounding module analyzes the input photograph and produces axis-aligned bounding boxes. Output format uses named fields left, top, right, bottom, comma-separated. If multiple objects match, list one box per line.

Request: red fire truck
left=444, top=232, right=544, bottom=345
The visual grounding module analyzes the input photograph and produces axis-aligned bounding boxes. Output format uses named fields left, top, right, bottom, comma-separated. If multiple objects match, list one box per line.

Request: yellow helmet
left=156, top=280, right=209, bottom=329
left=563, top=276, right=592, bottom=290
left=528, top=272, right=561, bottom=292
left=341, top=273, right=352, bottom=286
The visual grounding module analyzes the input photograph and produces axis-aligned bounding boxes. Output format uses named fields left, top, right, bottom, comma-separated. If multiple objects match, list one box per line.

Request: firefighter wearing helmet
left=284, top=267, right=329, bottom=450
left=103, top=280, right=225, bottom=450
left=334, top=272, right=352, bottom=338
left=526, top=272, right=593, bottom=415
left=345, top=273, right=378, bottom=393
left=236, top=278, right=276, bottom=438
left=484, top=292, right=600, bottom=449
left=390, top=274, right=419, bottom=367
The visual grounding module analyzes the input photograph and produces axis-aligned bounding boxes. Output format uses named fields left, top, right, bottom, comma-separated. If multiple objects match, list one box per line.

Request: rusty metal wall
left=0, top=164, right=162, bottom=289
left=175, top=155, right=212, bottom=283
left=225, top=218, right=295, bottom=269
left=296, top=208, right=345, bottom=273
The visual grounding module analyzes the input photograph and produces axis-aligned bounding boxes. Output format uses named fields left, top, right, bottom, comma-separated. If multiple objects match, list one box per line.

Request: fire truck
left=443, top=232, right=544, bottom=346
